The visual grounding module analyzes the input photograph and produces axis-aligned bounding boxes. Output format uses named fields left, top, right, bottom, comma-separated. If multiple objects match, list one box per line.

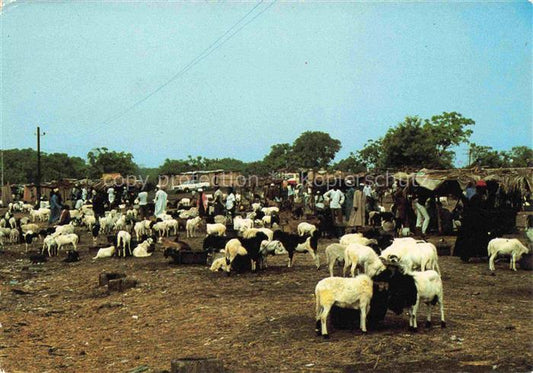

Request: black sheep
left=63, top=250, right=80, bottom=262
left=272, top=230, right=320, bottom=269
left=235, top=232, right=268, bottom=271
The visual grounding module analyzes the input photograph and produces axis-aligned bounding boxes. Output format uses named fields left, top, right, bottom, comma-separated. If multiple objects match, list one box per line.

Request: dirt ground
left=1, top=218, right=532, bottom=372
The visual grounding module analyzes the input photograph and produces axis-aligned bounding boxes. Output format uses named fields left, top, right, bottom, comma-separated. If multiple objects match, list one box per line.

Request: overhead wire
left=65, top=0, right=276, bottom=140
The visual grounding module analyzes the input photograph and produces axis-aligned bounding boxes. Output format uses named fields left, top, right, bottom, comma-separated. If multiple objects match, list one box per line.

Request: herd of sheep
left=1, top=198, right=531, bottom=339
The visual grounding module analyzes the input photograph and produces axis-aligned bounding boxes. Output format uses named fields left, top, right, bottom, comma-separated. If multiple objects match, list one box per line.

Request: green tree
left=291, top=131, right=341, bottom=169
left=468, top=143, right=508, bottom=168
left=262, top=143, right=293, bottom=170
left=358, top=139, right=383, bottom=169
left=424, top=111, right=475, bottom=159
left=42, top=153, right=87, bottom=180
left=333, top=152, right=366, bottom=173
left=87, top=147, right=138, bottom=178
left=506, top=146, right=533, bottom=167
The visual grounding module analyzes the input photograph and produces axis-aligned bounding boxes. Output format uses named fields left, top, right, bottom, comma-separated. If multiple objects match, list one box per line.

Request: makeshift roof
left=411, top=167, right=532, bottom=194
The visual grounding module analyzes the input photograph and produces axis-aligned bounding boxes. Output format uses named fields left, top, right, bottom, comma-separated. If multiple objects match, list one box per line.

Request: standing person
left=92, top=190, right=106, bottom=218
left=323, top=184, right=345, bottom=226
left=225, top=187, right=236, bottom=218
left=137, top=188, right=148, bottom=219
left=393, top=187, right=412, bottom=232
left=213, top=186, right=224, bottom=215
left=81, top=186, right=88, bottom=202
left=197, top=188, right=208, bottom=217
left=154, top=185, right=168, bottom=218
left=414, top=186, right=431, bottom=236
left=343, top=181, right=355, bottom=222
left=48, top=188, right=62, bottom=225
left=107, top=186, right=115, bottom=209
left=349, top=184, right=366, bottom=228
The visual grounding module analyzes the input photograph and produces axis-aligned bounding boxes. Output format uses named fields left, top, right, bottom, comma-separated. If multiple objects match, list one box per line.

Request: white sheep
left=224, top=238, right=248, bottom=273
left=325, top=243, right=348, bottom=277
left=99, top=216, right=114, bottom=234
left=258, top=240, right=288, bottom=268
left=407, top=269, right=446, bottom=330
left=163, top=219, right=179, bottom=236
left=233, top=216, right=253, bottom=233
left=117, top=230, right=132, bottom=257
left=43, top=235, right=57, bottom=256
left=21, top=223, right=39, bottom=233
left=8, top=217, right=16, bottom=229
left=186, top=216, right=202, bottom=238
left=113, top=215, right=127, bottom=231
left=153, top=221, right=170, bottom=239
left=53, top=223, right=75, bottom=236
left=83, top=215, right=96, bottom=231
left=243, top=228, right=274, bottom=242
left=297, top=222, right=317, bottom=236
left=344, top=243, right=385, bottom=278
left=315, top=274, right=373, bottom=337
left=206, top=223, right=226, bottom=236
left=380, top=239, right=440, bottom=274
left=9, top=228, right=20, bottom=243
left=133, top=238, right=154, bottom=257
left=261, top=206, right=279, bottom=216
left=251, top=202, right=262, bottom=212
left=488, top=238, right=529, bottom=272
left=339, top=233, right=377, bottom=247
left=209, top=257, right=228, bottom=272
left=134, top=220, right=152, bottom=241
left=93, top=245, right=116, bottom=259
left=53, top=233, right=79, bottom=252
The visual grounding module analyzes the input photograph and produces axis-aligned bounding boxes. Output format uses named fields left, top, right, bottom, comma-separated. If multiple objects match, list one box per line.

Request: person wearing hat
left=154, top=184, right=168, bottom=218
left=48, top=187, right=62, bottom=224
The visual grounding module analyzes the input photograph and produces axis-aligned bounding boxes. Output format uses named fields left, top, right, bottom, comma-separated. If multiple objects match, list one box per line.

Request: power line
left=67, top=1, right=275, bottom=140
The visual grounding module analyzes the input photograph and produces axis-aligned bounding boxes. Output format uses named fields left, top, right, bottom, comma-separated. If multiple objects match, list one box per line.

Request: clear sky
left=1, top=0, right=531, bottom=168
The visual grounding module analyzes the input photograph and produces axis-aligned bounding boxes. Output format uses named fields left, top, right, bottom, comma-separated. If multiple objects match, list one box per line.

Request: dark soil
left=1, top=222, right=532, bottom=372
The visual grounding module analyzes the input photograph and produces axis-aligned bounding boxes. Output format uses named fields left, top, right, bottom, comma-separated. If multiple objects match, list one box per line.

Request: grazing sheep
left=21, top=223, right=39, bottom=233
left=209, top=257, right=228, bottom=272
left=43, top=235, right=58, bottom=256
left=117, top=230, right=132, bottom=257
left=272, top=230, right=320, bottom=269
left=259, top=240, right=288, bottom=268
left=134, top=220, right=152, bottom=241
left=133, top=238, right=154, bottom=258
left=343, top=243, right=386, bottom=278
left=206, top=223, right=226, bottom=237
left=488, top=238, right=529, bottom=272
left=297, top=222, right=317, bottom=237
left=325, top=243, right=348, bottom=277
left=93, top=245, right=116, bottom=259
left=315, top=274, right=373, bottom=337
left=186, top=216, right=202, bottom=238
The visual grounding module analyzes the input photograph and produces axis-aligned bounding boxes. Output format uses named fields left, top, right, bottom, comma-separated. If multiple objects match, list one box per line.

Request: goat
left=117, top=230, right=132, bottom=257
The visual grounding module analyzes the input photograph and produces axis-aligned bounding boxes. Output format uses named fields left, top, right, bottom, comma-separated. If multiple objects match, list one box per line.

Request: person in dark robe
left=48, top=188, right=62, bottom=225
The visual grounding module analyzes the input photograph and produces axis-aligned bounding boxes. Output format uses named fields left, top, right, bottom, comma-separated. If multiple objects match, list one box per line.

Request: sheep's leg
left=315, top=295, right=322, bottom=336
left=350, top=259, right=358, bottom=278
left=439, top=294, right=446, bottom=328
left=489, top=253, right=496, bottom=271
left=360, top=301, right=369, bottom=333
left=410, top=300, right=419, bottom=331
left=320, top=304, right=332, bottom=339
left=342, top=259, right=349, bottom=277
left=329, top=260, right=335, bottom=277
left=511, top=254, right=517, bottom=271
left=425, top=303, right=432, bottom=328
left=288, top=253, right=294, bottom=268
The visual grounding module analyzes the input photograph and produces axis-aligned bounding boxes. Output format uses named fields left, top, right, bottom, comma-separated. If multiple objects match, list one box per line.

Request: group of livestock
left=2, top=198, right=531, bottom=340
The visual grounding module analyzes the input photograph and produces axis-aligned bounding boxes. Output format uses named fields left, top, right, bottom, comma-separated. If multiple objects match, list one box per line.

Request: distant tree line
left=2, top=112, right=531, bottom=184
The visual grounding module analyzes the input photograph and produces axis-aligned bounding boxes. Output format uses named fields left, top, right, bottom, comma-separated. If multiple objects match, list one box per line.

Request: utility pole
left=36, top=126, right=45, bottom=204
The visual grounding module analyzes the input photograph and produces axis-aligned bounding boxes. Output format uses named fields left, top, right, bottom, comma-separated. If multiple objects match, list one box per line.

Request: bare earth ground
left=1, top=223, right=532, bottom=372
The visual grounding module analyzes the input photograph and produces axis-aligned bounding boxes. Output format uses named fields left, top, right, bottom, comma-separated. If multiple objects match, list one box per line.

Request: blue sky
left=1, top=0, right=531, bottom=168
